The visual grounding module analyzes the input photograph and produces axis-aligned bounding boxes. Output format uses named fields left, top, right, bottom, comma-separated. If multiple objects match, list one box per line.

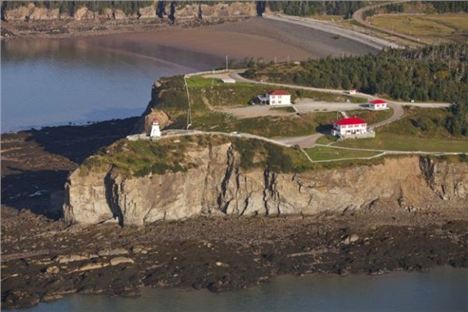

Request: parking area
left=294, top=98, right=366, bottom=113
left=219, top=105, right=296, bottom=119
left=218, top=98, right=370, bottom=119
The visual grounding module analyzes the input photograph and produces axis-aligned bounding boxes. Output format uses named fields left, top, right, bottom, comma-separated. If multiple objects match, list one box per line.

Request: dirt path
left=275, top=133, right=324, bottom=148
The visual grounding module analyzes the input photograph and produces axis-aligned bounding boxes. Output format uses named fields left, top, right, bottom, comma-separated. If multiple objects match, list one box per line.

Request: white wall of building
left=268, top=94, right=291, bottom=105
left=150, top=122, right=161, bottom=137
left=332, top=123, right=367, bottom=136
left=369, top=103, right=388, bottom=110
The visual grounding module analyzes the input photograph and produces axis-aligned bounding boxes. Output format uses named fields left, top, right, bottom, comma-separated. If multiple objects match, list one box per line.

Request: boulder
left=98, top=248, right=128, bottom=257
left=110, top=257, right=135, bottom=266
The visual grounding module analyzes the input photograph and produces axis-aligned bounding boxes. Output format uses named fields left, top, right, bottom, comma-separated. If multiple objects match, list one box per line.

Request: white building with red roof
left=332, top=116, right=370, bottom=138
left=368, top=99, right=388, bottom=110
left=268, top=90, right=291, bottom=105
left=254, top=90, right=291, bottom=106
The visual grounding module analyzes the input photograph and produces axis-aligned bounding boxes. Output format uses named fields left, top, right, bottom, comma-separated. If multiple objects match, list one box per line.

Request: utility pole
left=184, top=75, right=192, bottom=130
left=226, top=55, right=229, bottom=71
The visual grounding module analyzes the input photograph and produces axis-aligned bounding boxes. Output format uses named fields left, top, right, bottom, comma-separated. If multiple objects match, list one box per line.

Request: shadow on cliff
left=1, top=168, right=69, bottom=220
left=104, top=171, right=124, bottom=226
left=2, top=117, right=140, bottom=220
left=28, top=117, right=140, bottom=164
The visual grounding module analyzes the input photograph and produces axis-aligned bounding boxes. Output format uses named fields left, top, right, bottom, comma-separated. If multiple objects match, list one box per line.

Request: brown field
left=368, top=13, right=468, bottom=43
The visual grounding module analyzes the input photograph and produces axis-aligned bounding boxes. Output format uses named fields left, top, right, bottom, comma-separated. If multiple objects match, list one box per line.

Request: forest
left=1, top=1, right=154, bottom=15
left=267, top=1, right=367, bottom=18
left=267, top=1, right=468, bottom=18
left=243, top=44, right=468, bottom=136
left=3, top=1, right=467, bottom=18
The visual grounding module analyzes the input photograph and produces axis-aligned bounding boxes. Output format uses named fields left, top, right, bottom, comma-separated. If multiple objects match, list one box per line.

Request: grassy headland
left=150, top=75, right=373, bottom=139
left=82, top=134, right=315, bottom=176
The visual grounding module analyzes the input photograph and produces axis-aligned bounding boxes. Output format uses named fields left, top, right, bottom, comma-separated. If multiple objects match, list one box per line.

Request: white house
left=368, top=99, right=388, bottom=110
left=332, top=116, right=368, bottom=137
left=253, top=90, right=291, bottom=106
left=268, top=90, right=291, bottom=105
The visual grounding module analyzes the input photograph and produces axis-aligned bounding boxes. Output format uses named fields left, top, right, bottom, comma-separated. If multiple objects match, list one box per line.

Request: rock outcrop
left=1, top=1, right=256, bottom=22
left=64, top=138, right=468, bottom=226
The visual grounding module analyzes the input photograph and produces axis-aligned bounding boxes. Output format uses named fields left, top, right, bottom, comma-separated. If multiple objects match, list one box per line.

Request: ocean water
left=1, top=36, right=219, bottom=132
left=17, top=268, right=468, bottom=312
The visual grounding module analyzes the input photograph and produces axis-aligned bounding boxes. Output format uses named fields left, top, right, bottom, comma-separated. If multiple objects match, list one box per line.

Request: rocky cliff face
left=2, top=2, right=256, bottom=22
left=64, top=138, right=468, bottom=226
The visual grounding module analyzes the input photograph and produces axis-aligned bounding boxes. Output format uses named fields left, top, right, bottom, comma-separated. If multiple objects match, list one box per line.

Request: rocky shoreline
left=2, top=119, right=468, bottom=310
left=2, top=206, right=468, bottom=310
left=1, top=16, right=251, bottom=40
left=1, top=1, right=257, bottom=40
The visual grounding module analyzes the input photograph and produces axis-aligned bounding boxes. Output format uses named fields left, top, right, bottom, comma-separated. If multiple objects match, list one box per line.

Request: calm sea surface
left=15, top=268, right=468, bottom=312
left=1, top=36, right=221, bottom=132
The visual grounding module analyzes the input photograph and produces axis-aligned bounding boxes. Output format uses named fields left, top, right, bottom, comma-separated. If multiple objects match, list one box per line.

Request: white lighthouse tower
left=150, top=121, right=161, bottom=138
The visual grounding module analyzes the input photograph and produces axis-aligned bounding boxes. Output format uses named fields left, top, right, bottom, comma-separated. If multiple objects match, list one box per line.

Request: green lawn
left=186, top=76, right=366, bottom=107
left=183, top=76, right=348, bottom=138
left=350, top=108, right=394, bottom=125
left=305, top=146, right=381, bottom=161
left=333, top=107, right=468, bottom=153
left=192, top=111, right=337, bottom=138
left=334, top=133, right=468, bottom=153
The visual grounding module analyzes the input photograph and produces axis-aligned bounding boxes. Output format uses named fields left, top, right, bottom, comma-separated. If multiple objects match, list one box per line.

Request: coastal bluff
left=1, top=1, right=257, bottom=22
left=63, top=136, right=468, bottom=226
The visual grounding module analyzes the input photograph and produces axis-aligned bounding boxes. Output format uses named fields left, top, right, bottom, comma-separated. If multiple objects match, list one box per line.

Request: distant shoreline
left=1, top=16, right=250, bottom=40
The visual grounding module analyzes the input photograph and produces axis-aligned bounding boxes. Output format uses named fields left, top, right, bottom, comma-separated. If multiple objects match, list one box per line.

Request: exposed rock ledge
left=63, top=138, right=467, bottom=226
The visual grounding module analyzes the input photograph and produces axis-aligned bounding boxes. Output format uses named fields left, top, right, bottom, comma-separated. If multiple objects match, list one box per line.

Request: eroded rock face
left=73, top=7, right=95, bottom=21
left=1, top=2, right=256, bottom=21
left=64, top=143, right=468, bottom=226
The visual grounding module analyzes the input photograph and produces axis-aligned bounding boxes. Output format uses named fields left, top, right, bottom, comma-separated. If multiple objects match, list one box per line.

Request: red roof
left=369, top=99, right=387, bottom=104
left=269, top=90, right=289, bottom=95
left=335, top=116, right=366, bottom=126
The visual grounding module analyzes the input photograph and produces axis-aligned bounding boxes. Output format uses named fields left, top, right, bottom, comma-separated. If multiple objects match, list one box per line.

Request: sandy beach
left=84, top=18, right=378, bottom=64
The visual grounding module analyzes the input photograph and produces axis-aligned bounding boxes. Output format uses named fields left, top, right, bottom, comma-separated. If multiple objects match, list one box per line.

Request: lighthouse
left=150, top=121, right=161, bottom=138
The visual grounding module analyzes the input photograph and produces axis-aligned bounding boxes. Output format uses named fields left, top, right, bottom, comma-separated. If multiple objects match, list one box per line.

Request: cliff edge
left=64, top=134, right=468, bottom=226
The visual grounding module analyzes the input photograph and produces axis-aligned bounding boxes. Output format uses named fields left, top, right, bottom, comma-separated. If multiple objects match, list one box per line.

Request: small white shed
left=221, top=77, right=236, bottom=84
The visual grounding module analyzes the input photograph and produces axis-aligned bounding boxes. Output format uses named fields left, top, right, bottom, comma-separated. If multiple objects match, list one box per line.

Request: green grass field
left=184, top=76, right=362, bottom=138
left=192, top=110, right=337, bottom=138
left=305, top=146, right=381, bottom=161
left=349, top=108, right=394, bottom=125
left=333, top=107, right=468, bottom=153
left=334, top=133, right=468, bottom=153
left=186, top=76, right=366, bottom=107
